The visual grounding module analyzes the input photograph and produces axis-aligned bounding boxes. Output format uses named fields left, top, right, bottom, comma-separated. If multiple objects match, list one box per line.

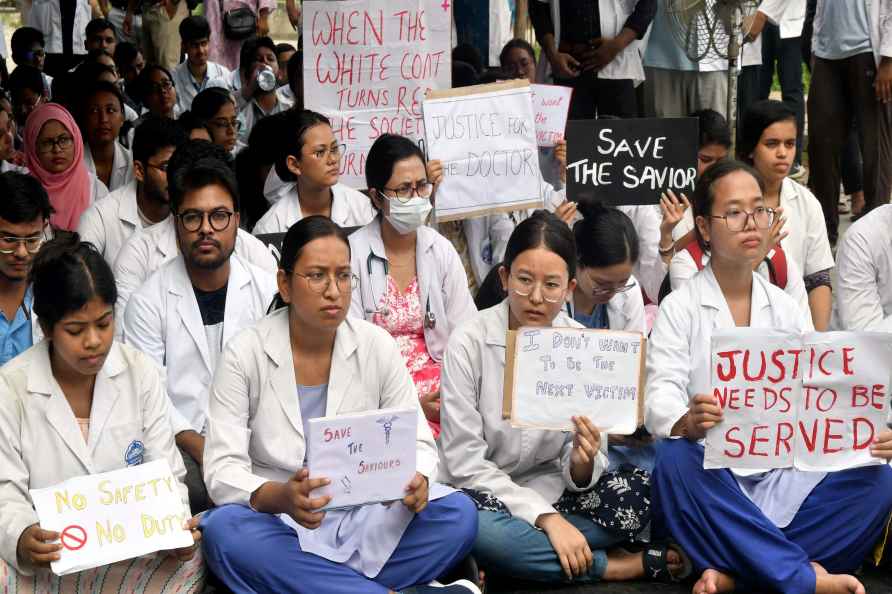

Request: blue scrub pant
left=652, top=439, right=892, bottom=594
left=473, top=510, right=626, bottom=583
left=200, top=492, right=478, bottom=594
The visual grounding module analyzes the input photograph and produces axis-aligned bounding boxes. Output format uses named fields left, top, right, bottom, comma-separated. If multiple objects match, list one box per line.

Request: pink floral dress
left=372, top=276, right=441, bottom=437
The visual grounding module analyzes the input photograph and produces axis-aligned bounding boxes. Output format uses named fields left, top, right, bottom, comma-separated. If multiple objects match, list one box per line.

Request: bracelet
left=658, top=243, right=676, bottom=257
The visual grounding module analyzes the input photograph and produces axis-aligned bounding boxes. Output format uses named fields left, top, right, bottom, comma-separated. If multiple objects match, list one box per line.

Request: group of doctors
left=3, top=88, right=892, bottom=594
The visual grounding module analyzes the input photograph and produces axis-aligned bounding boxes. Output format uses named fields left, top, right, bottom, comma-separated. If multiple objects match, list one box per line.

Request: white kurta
left=252, top=182, right=376, bottom=235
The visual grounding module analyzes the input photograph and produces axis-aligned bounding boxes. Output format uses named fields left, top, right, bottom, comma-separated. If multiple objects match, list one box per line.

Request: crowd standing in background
left=0, top=1, right=891, bottom=594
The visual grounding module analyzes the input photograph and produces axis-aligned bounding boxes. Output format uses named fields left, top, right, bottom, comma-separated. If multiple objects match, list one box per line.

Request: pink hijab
left=24, top=103, right=92, bottom=231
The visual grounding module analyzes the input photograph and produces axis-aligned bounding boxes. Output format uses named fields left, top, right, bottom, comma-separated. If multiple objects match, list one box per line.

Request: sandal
left=642, top=542, right=693, bottom=582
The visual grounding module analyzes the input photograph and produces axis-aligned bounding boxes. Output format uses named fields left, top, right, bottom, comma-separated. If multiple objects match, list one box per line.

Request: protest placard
left=308, top=407, right=417, bottom=510
left=423, top=80, right=543, bottom=221
left=29, top=460, right=192, bottom=576
left=502, top=327, right=646, bottom=433
left=565, top=118, right=699, bottom=206
left=530, top=84, right=572, bottom=148
left=302, top=0, right=451, bottom=188
left=704, top=329, right=892, bottom=471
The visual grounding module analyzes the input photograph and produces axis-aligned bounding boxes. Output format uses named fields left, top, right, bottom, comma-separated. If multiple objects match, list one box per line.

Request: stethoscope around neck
left=363, top=250, right=436, bottom=329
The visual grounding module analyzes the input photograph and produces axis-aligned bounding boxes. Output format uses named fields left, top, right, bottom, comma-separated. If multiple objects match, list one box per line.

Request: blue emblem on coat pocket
left=125, top=440, right=145, bottom=466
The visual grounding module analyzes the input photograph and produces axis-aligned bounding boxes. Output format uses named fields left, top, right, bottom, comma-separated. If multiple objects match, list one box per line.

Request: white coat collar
left=285, top=183, right=362, bottom=228
left=364, top=216, right=437, bottom=262
left=697, top=264, right=773, bottom=317
left=27, top=340, right=128, bottom=472
left=482, top=299, right=580, bottom=347
left=115, top=180, right=141, bottom=228
left=83, top=143, right=131, bottom=188
left=261, top=309, right=360, bottom=436
left=167, top=254, right=254, bottom=372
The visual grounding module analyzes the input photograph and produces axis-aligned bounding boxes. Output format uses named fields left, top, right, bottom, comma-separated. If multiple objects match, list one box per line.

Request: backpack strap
left=764, top=246, right=789, bottom=290
left=684, top=240, right=706, bottom=271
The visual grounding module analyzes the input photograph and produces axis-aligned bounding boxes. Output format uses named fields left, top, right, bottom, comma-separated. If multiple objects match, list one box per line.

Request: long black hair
left=503, top=210, right=577, bottom=280
left=31, top=232, right=117, bottom=331
left=573, top=201, right=639, bottom=269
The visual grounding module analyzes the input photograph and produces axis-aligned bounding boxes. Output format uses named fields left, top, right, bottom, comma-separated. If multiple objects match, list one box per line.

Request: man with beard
left=78, top=115, right=185, bottom=266
left=123, top=148, right=276, bottom=513
left=0, top=172, right=51, bottom=365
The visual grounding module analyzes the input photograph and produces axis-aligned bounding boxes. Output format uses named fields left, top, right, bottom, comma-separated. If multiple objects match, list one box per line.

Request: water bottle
left=257, top=66, right=277, bottom=92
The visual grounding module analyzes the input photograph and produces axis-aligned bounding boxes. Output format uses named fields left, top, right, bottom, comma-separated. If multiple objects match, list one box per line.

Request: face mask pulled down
left=385, top=195, right=432, bottom=235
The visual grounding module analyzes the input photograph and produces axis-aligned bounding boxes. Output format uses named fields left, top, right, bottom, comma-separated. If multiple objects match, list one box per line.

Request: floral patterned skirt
left=463, top=465, right=651, bottom=540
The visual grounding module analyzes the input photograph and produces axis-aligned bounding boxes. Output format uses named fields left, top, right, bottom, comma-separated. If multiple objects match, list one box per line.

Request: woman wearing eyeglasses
left=349, top=134, right=476, bottom=438
left=738, top=100, right=835, bottom=331
left=252, top=109, right=375, bottom=235
left=134, top=65, right=180, bottom=122
left=646, top=160, right=892, bottom=594
left=200, top=215, right=480, bottom=594
left=190, top=87, right=241, bottom=155
left=24, top=102, right=108, bottom=231
left=440, top=210, right=687, bottom=586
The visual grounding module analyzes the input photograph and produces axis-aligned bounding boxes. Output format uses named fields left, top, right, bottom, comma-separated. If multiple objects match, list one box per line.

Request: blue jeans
left=201, top=492, right=478, bottom=594
left=473, top=510, right=626, bottom=583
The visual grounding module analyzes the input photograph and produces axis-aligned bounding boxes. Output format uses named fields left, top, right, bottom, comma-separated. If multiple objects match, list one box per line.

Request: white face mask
left=384, top=195, right=432, bottom=235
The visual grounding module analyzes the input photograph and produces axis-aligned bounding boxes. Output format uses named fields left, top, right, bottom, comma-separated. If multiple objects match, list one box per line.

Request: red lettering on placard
left=775, top=422, right=794, bottom=455
left=853, top=418, right=876, bottom=450
left=748, top=425, right=770, bottom=457
left=724, top=426, right=745, bottom=458
left=716, top=350, right=742, bottom=381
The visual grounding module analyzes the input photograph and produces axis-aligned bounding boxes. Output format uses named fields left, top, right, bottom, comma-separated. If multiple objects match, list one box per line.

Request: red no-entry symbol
left=60, top=525, right=87, bottom=551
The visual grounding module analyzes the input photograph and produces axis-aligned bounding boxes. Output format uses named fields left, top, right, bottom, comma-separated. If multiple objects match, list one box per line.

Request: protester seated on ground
left=440, top=211, right=689, bottom=586
left=199, top=215, right=481, bottom=594
left=235, top=36, right=293, bottom=146
left=0, top=172, right=52, bottom=365
left=252, top=109, right=374, bottom=234
left=173, top=15, right=232, bottom=113
left=10, top=27, right=52, bottom=98
left=646, top=159, right=892, bottom=594
left=0, top=92, right=26, bottom=173
left=123, top=150, right=277, bottom=514
left=84, top=17, right=117, bottom=56
left=832, top=204, right=892, bottom=332
left=133, top=64, right=179, bottom=121
left=0, top=232, right=205, bottom=593
left=24, top=102, right=108, bottom=230
left=738, top=99, right=834, bottom=331
left=112, top=140, right=276, bottom=321
left=78, top=115, right=186, bottom=266
left=76, top=81, right=134, bottom=193
left=8, top=66, right=46, bottom=132
left=113, top=41, right=144, bottom=111
left=190, top=87, right=240, bottom=155
left=349, top=134, right=477, bottom=438
left=275, top=42, right=296, bottom=88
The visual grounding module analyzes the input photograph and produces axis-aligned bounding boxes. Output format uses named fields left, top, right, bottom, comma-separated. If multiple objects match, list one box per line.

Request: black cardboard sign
left=565, top=117, right=699, bottom=206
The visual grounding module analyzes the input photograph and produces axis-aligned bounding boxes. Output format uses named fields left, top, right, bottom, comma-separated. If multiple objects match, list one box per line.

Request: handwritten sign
left=423, top=80, right=543, bottom=221
left=29, top=460, right=191, bottom=575
left=704, top=329, right=892, bottom=471
left=308, top=407, right=417, bottom=510
left=530, top=84, right=572, bottom=148
left=303, top=0, right=451, bottom=188
left=565, top=118, right=698, bottom=206
left=503, top=327, right=646, bottom=433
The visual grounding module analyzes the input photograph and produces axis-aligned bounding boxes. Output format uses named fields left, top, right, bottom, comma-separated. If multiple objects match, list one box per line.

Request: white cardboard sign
left=704, top=329, right=892, bottom=471
left=505, top=327, right=646, bottom=433
left=302, top=0, right=452, bottom=188
left=308, top=407, right=417, bottom=510
left=29, top=460, right=192, bottom=576
left=423, top=80, right=543, bottom=221
left=530, top=83, right=572, bottom=148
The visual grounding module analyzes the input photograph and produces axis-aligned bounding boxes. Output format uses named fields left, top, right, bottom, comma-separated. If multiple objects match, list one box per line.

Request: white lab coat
left=439, top=301, right=609, bottom=527
left=670, top=246, right=812, bottom=323
left=122, top=255, right=277, bottom=436
left=833, top=204, right=892, bottom=331
left=565, top=275, right=647, bottom=333
left=813, top=0, right=892, bottom=66
left=113, top=218, right=278, bottom=325
left=252, top=182, right=376, bottom=235
left=759, top=0, right=805, bottom=39
left=84, top=143, right=135, bottom=194
left=26, top=0, right=90, bottom=55
left=645, top=264, right=813, bottom=439
left=349, top=217, right=477, bottom=364
left=776, top=178, right=835, bottom=278
left=77, top=180, right=142, bottom=268
left=533, top=0, right=649, bottom=84
left=203, top=309, right=441, bottom=576
left=0, top=340, right=188, bottom=574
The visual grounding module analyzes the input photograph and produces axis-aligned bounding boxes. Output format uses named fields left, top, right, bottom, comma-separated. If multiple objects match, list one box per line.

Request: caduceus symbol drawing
left=377, top=415, right=399, bottom=445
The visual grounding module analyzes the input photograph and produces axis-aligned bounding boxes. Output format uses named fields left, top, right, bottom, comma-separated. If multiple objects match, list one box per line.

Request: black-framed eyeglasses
left=177, top=209, right=234, bottom=232
left=293, top=270, right=358, bottom=294
left=710, top=206, right=775, bottom=232
left=37, top=134, right=73, bottom=154
left=209, top=118, right=242, bottom=132
left=382, top=181, right=434, bottom=202
left=0, top=229, right=46, bottom=254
